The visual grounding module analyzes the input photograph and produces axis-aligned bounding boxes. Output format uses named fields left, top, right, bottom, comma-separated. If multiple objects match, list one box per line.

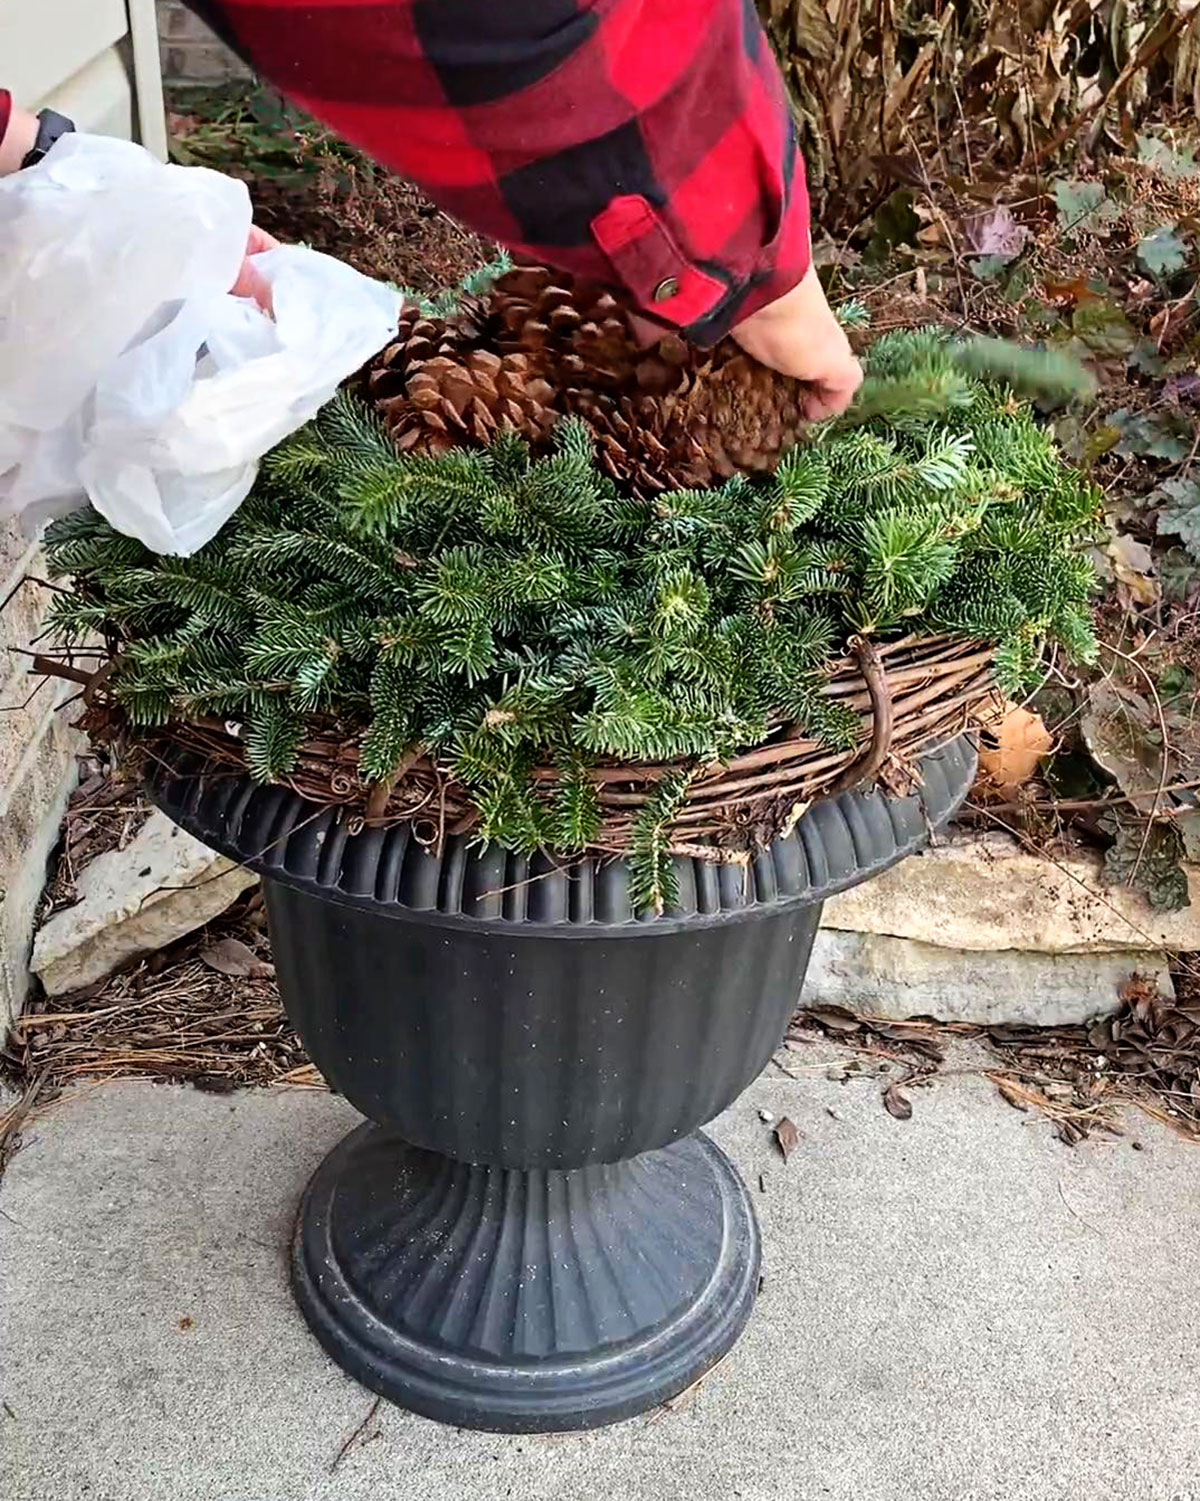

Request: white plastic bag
left=0, top=134, right=401, bottom=555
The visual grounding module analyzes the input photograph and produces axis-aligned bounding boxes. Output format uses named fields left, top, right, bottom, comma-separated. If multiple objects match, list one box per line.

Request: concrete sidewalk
left=2, top=1053, right=1199, bottom=1501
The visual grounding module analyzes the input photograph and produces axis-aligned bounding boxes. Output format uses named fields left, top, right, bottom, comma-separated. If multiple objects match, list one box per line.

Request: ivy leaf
left=1136, top=135, right=1198, bottom=180
left=1053, top=414, right=1119, bottom=467
left=1101, top=816, right=1190, bottom=913
left=867, top=189, right=920, bottom=262
left=1137, top=224, right=1190, bottom=278
left=969, top=258, right=1034, bottom=301
left=1109, top=408, right=1192, bottom=462
left=1053, top=180, right=1120, bottom=239
left=1179, top=810, right=1200, bottom=865
left=1160, top=545, right=1200, bottom=603
left=1154, top=476, right=1200, bottom=562
left=970, top=254, right=1014, bottom=281
left=1071, top=298, right=1136, bottom=358
left=1156, top=662, right=1193, bottom=707
left=1128, top=338, right=1167, bottom=377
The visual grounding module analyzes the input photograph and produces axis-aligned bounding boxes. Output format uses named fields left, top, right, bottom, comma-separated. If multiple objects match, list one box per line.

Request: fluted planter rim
left=147, top=734, right=976, bottom=937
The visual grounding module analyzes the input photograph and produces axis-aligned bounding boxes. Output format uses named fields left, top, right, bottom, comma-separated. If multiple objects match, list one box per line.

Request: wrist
left=0, top=103, right=40, bottom=176
left=744, top=266, right=838, bottom=330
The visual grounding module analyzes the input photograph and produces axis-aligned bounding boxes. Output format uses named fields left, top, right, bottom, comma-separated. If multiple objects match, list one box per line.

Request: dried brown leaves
left=759, top=0, right=1200, bottom=226
left=6, top=904, right=309, bottom=1094
left=773, top=1116, right=802, bottom=1159
left=795, top=970, right=1200, bottom=1142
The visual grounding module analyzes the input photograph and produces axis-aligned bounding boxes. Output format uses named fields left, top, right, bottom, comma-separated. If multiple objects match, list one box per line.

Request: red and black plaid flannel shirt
left=185, top=0, right=811, bottom=345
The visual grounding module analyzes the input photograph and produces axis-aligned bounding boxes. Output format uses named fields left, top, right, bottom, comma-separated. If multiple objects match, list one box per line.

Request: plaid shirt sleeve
left=185, top=0, right=811, bottom=346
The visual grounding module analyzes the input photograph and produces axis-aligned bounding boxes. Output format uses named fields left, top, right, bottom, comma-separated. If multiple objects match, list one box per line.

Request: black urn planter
left=150, top=735, right=976, bottom=1433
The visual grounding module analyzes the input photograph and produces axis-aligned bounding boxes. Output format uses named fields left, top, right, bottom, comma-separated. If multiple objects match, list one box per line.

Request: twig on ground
left=0, top=1067, right=51, bottom=1177
left=1057, top=1174, right=1105, bottom=1236
left=328, top=1397, right=382, bottom=1473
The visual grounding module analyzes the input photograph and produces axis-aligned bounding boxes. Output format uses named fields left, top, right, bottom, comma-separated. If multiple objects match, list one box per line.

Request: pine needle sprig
left=629, top=770, right=695, bottom=916
left=551, top=759, right=603, bottom=853
left=245, top=698, right=307, bottom=782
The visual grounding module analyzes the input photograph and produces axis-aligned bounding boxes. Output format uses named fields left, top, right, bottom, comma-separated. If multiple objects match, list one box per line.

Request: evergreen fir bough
left=43, top=326, right=1101, bottom=912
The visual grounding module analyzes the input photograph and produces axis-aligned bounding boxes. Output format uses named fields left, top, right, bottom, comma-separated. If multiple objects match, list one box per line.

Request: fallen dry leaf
left=963, top=205, right=1029, bottom=259
left=774, top=1117, right=801, bottom=1160
left=994, top=1077, right=1030, bottom=1112
left=779, top=800, right=811, bottom=839
left=976, top=703, right=1053, bottom=796
left=200, top=937, right=275, bottom=980
left=1107, top=531, right=1160, bottom=606
left=803, top=1005, right=862, bottom=1034
left=1081, top=682, right=1170, bottom=814
left=883, top=1084, right=913, bottom=1121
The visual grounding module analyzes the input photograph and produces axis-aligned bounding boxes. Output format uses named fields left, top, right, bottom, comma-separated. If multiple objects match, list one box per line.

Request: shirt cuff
left=588, top=173, right=811, bottom=348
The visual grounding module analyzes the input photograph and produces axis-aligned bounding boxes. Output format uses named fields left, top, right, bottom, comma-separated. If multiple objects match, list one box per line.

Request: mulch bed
left=243, top=160, right=494, bottom=296
left=792, top=968, right=1200, bottom=1144
left=166, top=86, right=496, bottom=295
left=3, top=894, right=314, bottom=1098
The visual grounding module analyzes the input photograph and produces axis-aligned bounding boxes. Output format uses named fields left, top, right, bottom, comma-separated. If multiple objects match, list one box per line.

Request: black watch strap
left=21, top=108, right=75, bottom=170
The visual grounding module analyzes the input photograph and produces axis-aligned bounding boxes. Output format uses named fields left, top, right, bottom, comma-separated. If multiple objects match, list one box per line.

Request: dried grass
left=5, top=899, right=315, bottom=1096
left=761, top=0, right=1200, bottom=227
left=793, top=987, right=1200, bottom=1143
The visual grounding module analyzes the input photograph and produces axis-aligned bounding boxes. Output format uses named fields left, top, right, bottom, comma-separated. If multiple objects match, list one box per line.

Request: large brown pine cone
left=368, top=304, right=558, bottom=454
left=364, top=266, right=810, bottom=493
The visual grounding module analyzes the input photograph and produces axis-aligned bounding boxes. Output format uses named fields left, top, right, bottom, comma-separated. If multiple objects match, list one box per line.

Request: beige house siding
left=1, top=4, right=165, bottom=1027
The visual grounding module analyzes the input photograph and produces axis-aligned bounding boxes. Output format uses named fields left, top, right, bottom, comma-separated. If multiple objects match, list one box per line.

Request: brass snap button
left=652, top=277, right=680, bottom=303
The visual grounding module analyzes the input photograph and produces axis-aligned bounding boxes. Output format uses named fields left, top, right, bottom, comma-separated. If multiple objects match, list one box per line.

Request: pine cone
left=369, top=302, right=558, bottom=454
left=682, top=347, right=808, bottom=476
left=490, top=266, right=640, bottom=390
left=364, top=270, right=811, bottom=492
left=571, top=388, right=713, bottom=492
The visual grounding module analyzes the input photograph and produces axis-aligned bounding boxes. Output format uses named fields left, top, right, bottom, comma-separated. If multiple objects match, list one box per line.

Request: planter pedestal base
left=150, top=736, right=977, bottom=1432
left=291, top=1123, right=760, bottom=1433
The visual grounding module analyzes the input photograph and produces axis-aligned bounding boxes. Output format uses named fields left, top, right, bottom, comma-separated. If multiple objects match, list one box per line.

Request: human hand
left=0, top=103, right=38, bottom=176
left=731, top=265, right=862, bottom=421
left=230, top=225, right=280, bottom=313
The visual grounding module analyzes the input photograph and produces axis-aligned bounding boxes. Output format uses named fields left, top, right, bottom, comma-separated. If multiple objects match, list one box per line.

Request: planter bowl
left=150, top=735, right=975, bottom=1432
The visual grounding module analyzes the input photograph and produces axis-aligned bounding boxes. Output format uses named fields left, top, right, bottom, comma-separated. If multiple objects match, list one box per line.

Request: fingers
left=245, top=225, right=281, bottom=257
left=798, top=365, right=864, bottom=422
left=230, top=258, right=274, bottom=314
left=229, top=224, right=280, bottom=314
